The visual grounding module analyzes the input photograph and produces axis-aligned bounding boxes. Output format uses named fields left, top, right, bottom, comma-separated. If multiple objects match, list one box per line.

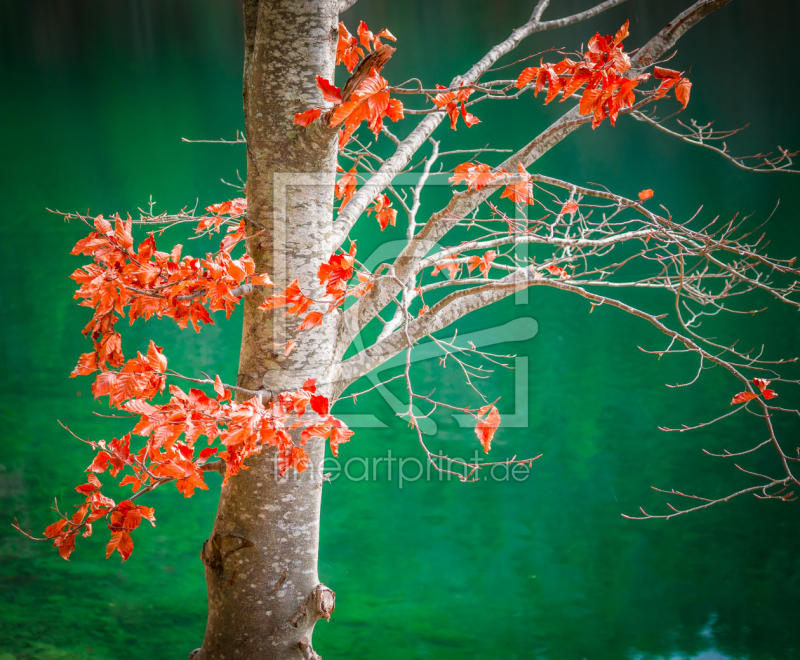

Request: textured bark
left=193, top=2, right=340, bottom=659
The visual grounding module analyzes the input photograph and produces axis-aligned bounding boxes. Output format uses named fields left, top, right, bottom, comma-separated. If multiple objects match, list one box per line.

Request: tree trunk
left=193, top=2, right=340, bottom=658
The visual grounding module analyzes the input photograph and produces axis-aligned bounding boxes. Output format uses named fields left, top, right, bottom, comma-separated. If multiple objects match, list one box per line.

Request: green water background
left=1, top=1, right=799, bottom=658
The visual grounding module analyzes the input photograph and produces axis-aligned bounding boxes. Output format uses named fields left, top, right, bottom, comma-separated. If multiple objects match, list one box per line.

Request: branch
left=632, top=111, right=800, bottom=173
left=329, top=0, right=633, bottom=251
left=622, top=476, right=795, bottom=520
left=336, top=266, right=538, bottom=389
left=335, top=0, right=734, bottom=358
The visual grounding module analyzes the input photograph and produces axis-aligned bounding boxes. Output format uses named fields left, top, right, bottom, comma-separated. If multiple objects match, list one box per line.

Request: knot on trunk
left=201, top=532, right=254, bottom=575
left=289, top=583, right=336, bottom=628
left=298, top=635, right=321, bottom=660
left=312, top=583, right=336, bottom=621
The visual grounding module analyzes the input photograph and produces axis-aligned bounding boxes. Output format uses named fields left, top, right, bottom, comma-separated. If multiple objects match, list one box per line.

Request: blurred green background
left=1, top=1, right=799, bottom=659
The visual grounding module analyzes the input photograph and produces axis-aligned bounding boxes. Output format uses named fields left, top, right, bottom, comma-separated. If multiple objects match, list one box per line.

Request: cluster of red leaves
left=337, top=20, right=396, bottom=73
left=731, top=378, right=778, bottom=405
left=431, top=251, right=496, bottom=280
left=450, top=161, right=533, bottom=205
left=368, top=194, right=397, bottom=230
left=474, top=404, right=501, bottom=453
left=328, top=70, right=405, bottom=147
left=50, top=201, right=361, bottom=562
left=44, top=471, right=156, bottom=562
left=48, top=365, right=352, bottom=561
left=432, top=82, right=480, bottom=130
left=318, top=243, right=357, bottom=300
left=515, top=21, right=691, bottom=128
left=260, top=243, right=373, bottom=336
left=197, top=197, right=248, bottom=234
left=468, top=251, right=496, bottom=278
left=70, top=209, right=271, bottom=378
left=295, top=21, right=403, bottom=148
left=432, top=256, right=461, bottom=280
left=545, top=263, right=569, bottom=278
left=335, top=166, right=358, bottom=208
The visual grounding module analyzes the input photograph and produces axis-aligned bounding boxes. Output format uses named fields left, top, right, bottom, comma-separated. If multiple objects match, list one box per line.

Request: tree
left=14, top=0, right=799, bottom=658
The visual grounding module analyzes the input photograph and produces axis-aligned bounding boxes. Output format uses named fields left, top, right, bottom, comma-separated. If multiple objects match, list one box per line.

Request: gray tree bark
left=193, top=2, right=340, bottom=659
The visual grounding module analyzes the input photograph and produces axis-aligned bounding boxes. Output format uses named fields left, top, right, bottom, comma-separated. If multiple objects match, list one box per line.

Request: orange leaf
left=449, top=162, right=503, bottom=191
left=613, top=19, right=630, bottom=45
left=310, top=395, right=330, bottom=417
left=475, top=404, right=501, bottom=453
left=250, top=273, right=273, bottom=286
left=731, top=391, right=759, bottom=405
left=199, top=447, right=219, bottom=463
left=316, top=76, right=342, bottom=104
left=638, top=189, right=654, bottom=200
left=675, top=78, right=692, bottom=108
left=432, top=257, right=460, bottom=280
left=500, top=162, right=533, bottom=205
left=44, top=519, right=68, bottom=539
left=561, top=200, right=579, bottom=215
left=294, top=108, right=322, bottom=127
left=55, top=533, right=77, bottom=561
left=515, top=66, right=540, bottom=89
left=330, top=424, right=354, bottom=457
left=297, top=311, right=324, bottom=331
left=654, top=66, right=682, bottom=79
left=106, top=530, right=134, bottom=562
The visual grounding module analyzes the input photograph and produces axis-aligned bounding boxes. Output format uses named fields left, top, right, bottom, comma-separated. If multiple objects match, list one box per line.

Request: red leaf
left=753, top=377, right=770, bottom=392
left=675, top=78, right=692, bottom=108
left=515, top=66, right=540, bottom=89
left=250, top=273, right=273, bottom=286
left=316, top=76, right=342, bottom=104
left=87, top=451, right=113, bottom=474
left=55, top=533, right=77, bottom=561
left=613, top=19, right=630, bottom=45
left=432, top=257, right=460, bottom=281
left=119, top=474, right=143, bottom=493
left=466, top=250, right=496, bottom=278
left=310, top=395, right=330, bottom=417
left=357, top=20, right=374, bottom=50
left=752, top=377, right=778, bottom=400
left=303, top=378, right=317, bottom=393
left=198, top=447, right=219, bottom=462
left=71, top=351, right=98, bottom=378
left=336, top=22, right=363, bottom=73
left=638, top=189, right=654, bottom=200
left=654, top=66, right=682, bottom=79
left=460, top=102, right=480, bottom=127
left=297, top=311, right=324, bottom=331
left=500, top=162, right=533, bottom=205
left=294, top=108, right=322, bottom=127
left=731, top=391, right=759, bottom=405
left=561, top=201, right=579, bottom=215
left=474, top=404, right=501, bottom=453
left=330, top=424, right=354, bottom=457
left=106, top=530, right=134, bottom=562
left=44, top=519, right=68, bottom=539
left=449, top=162, right=503, bottom=191
left=545, top=263, right=568, bottom=278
